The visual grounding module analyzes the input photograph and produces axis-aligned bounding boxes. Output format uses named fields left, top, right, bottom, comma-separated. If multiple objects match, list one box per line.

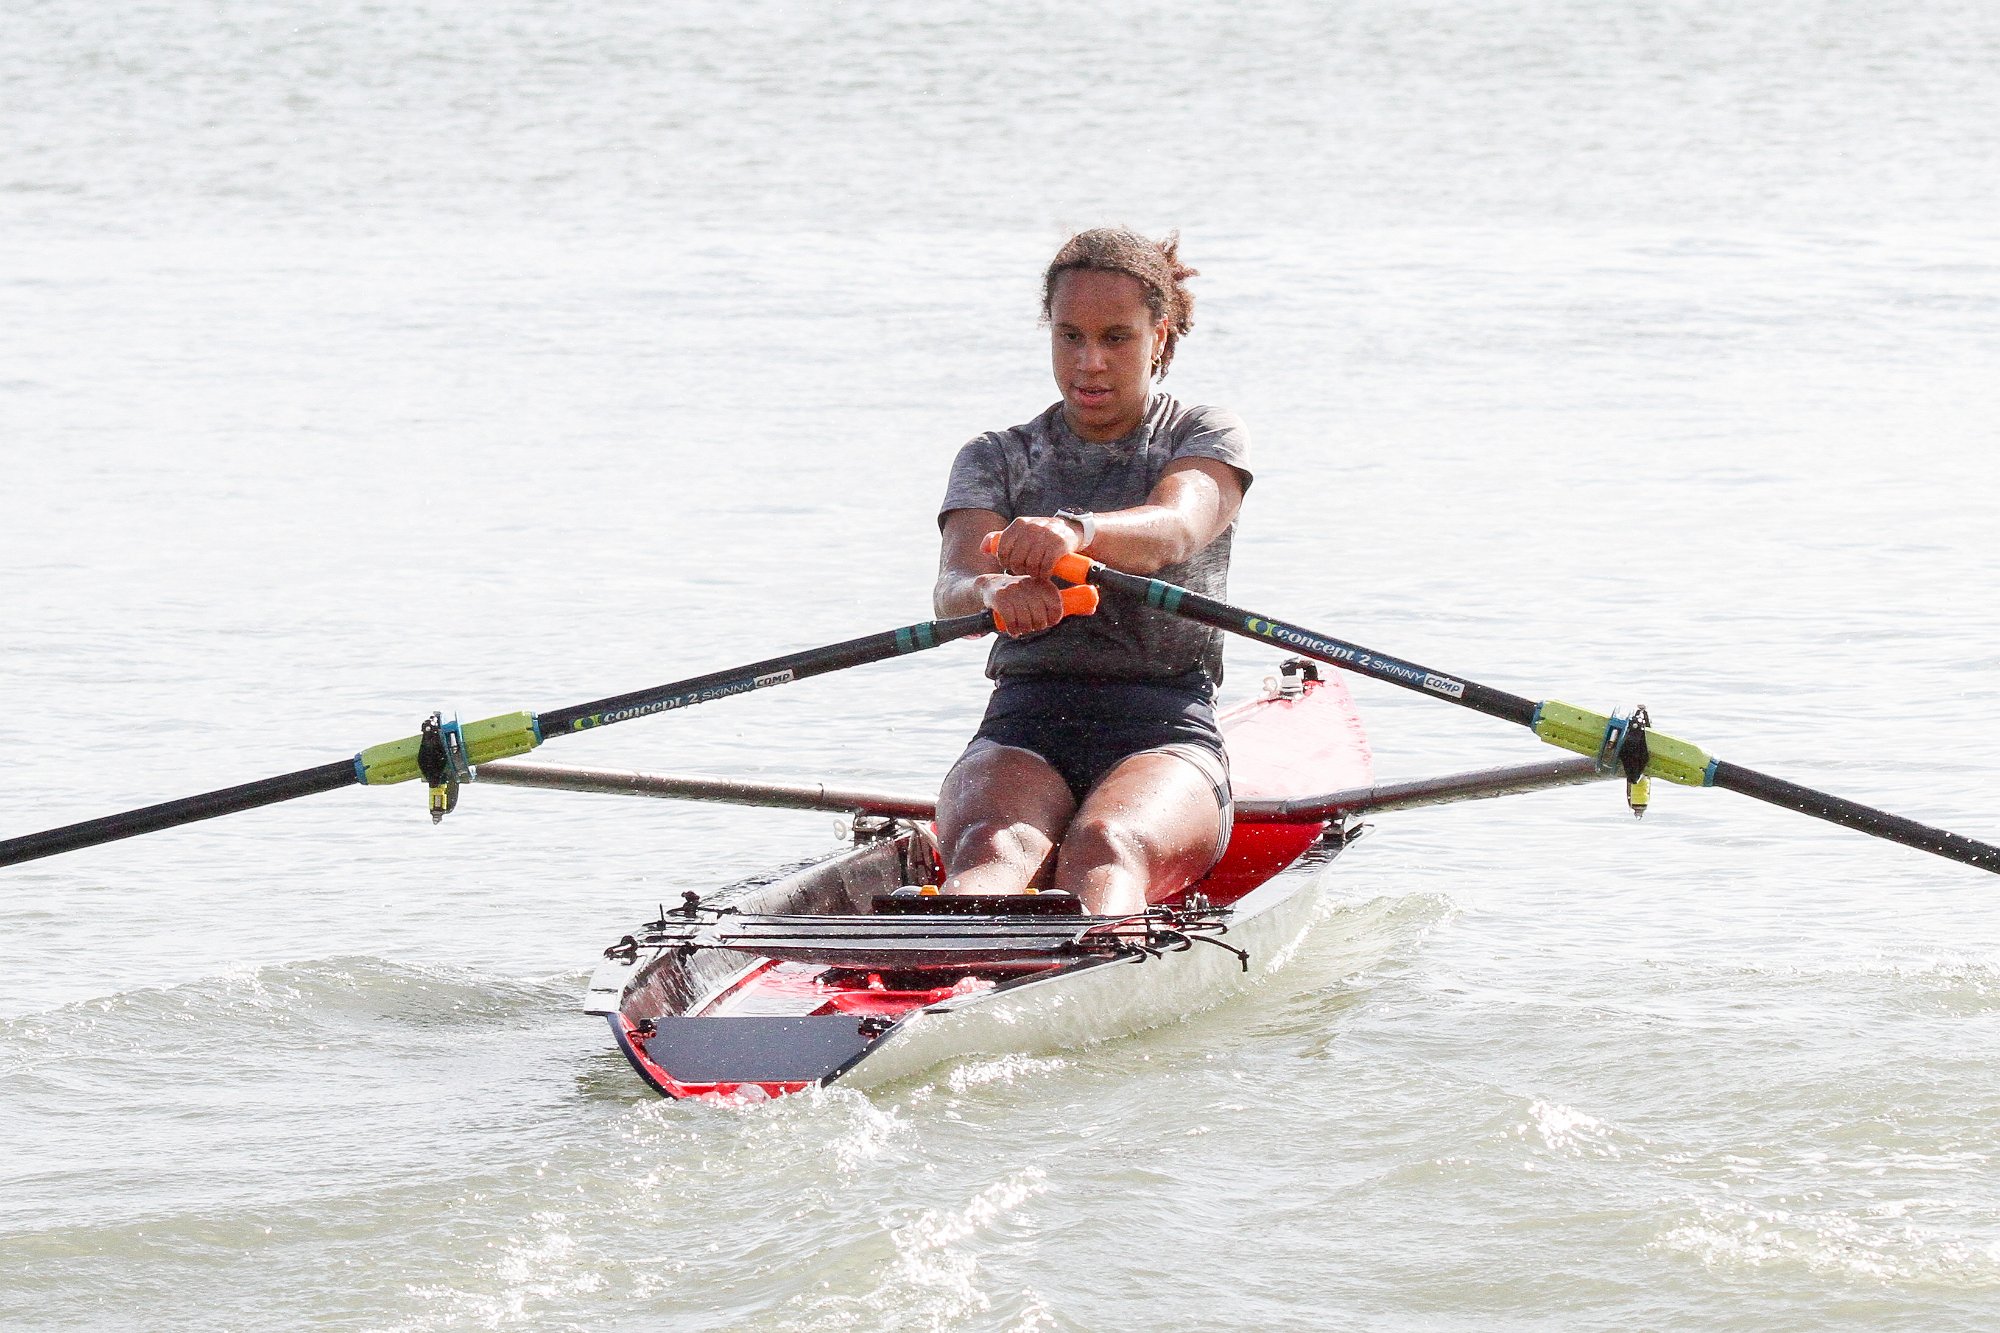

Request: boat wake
left=0, top=956, right=581, bottom=1083
left=1224, top=888, right=1462, bottom=1044
left=1650, top=949, right=2000, bottom=1019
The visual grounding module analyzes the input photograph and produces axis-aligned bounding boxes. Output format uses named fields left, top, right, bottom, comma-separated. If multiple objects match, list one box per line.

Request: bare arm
left=988, top=456, right=1247, bottom=582
left=934, top=508, right=1069, bottom=635
left=1084, top=456, right=1245, bottom=574
left=935, top=508, right=1008, bottom=618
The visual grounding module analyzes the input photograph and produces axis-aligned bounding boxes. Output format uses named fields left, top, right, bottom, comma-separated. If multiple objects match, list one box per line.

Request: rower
left=932, top=228, right=1253, bottom=917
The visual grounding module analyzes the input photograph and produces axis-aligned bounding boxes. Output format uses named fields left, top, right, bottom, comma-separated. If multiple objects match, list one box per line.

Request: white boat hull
left=835, top=856, right=1341, bottom=1090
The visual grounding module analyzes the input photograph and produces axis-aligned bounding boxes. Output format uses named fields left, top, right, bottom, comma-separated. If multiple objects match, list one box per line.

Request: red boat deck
left=1183, top=668, right=1373, bottom=903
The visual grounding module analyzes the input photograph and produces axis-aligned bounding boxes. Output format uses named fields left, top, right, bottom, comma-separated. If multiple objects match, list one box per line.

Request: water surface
left=4, top=2, right=1999, bottom=1328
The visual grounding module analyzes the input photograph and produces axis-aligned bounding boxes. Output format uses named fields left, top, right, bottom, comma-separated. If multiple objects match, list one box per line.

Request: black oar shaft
left=1065, top=559, right=2000, bottom=877
left=0, top=761, right=357, bottom=869
left=1084, top=565, right=1539, bottom=727
left=1711, top=762, right=2000, bottom=872
left=3, top=610, right=1003, bottom=870
left=539, top=613, right=992, bottom=736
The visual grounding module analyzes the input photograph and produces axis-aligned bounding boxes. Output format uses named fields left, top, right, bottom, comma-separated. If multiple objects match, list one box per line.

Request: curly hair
left=1040, top=228, right=1200, bottom=378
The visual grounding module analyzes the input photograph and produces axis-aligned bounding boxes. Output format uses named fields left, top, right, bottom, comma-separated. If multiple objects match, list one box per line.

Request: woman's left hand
left=991, top=516, right=1084, bottom=581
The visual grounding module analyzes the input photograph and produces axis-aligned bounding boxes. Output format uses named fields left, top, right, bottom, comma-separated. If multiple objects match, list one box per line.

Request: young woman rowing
left=933, top=228, right=1251, bottom=916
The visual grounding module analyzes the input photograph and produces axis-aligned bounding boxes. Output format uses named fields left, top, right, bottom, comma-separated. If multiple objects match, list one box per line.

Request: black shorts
left=960, top=673, right=1234, bottom=857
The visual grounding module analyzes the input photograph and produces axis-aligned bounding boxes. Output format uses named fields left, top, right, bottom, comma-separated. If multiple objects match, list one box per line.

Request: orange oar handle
left=980, top=532, right=1097, bottom=585
left=992, top=583, right=1099, bottom=635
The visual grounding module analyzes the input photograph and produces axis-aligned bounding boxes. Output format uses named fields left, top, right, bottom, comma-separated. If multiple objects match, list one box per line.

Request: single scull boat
left=583, top=659, right=1372, bottom=1100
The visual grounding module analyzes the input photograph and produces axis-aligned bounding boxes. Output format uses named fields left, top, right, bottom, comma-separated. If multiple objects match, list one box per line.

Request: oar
left=1025, top=545, right=2000, bottom=874
left=473, top=754, right=1611, bottom=823
left=0, top=588, right=1099, bottom=869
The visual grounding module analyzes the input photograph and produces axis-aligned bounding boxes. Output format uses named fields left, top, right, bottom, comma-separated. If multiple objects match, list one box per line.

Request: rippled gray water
left=5, top=2, right=2000, bottom=1328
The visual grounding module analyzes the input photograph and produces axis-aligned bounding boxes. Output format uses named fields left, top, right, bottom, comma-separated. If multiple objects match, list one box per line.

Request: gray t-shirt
left=939, top=393, right=1252, bottom=684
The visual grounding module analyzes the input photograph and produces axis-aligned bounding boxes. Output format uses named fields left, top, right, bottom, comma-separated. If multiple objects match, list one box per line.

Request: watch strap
left=1053, top=508, right=1098, bottom=549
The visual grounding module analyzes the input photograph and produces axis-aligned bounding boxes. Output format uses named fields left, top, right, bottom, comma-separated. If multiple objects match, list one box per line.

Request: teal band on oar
left=1040, top=551, right=2000, bottom=876
left=0, top=588, right=1100, bottom=870
left=894, top=624, right=936, bottom=653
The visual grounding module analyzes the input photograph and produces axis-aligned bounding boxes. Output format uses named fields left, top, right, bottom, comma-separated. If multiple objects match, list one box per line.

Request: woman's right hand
left=981, top=574, right=1067, bottom=637
left=990, top=516, right=1085, bottom=582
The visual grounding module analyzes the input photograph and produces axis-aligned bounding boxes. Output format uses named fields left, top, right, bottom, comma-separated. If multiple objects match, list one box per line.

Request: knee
left=945, top=817, right=1055, bottom=869
left=1061, top=813, right=1154, bottom=872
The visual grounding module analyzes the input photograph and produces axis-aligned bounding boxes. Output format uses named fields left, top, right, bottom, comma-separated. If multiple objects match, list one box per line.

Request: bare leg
left=936, top=743, right=1077, bottom=895
left=1052, top=752, right=1225, bottom=916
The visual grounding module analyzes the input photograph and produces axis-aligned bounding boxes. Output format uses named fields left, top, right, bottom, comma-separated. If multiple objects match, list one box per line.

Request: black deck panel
left=643, top=1015, right=876, bottom=1084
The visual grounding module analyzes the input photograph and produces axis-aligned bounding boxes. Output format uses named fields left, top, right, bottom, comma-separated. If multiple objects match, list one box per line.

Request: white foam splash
left=397, top=1210, right=605, bottom=1330
left=811, top=1087, right=916, bottom=1174
left=944, top=1053, right=1070, bottom=1093
left=1516, top=1098, right=1628, bottom=1159
left=852, top=1169, right=1051, bottom=1329
left=1655, top=1195, right=2000, bottom=1284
